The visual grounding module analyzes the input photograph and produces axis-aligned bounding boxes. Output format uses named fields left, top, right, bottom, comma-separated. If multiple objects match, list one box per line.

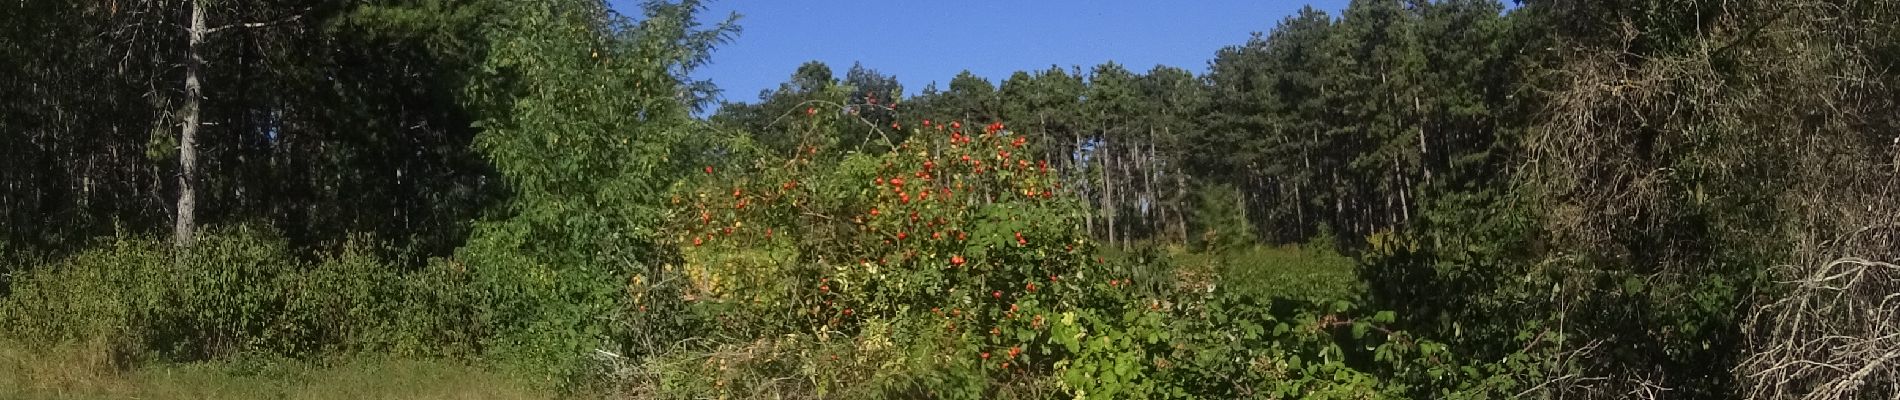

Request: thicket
left=4, top=0, right=1897, bottom=398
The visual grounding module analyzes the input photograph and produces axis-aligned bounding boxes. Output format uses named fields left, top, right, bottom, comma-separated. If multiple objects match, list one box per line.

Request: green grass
left=1174, top=244, right=1363, bottom=303
left=0, top=342, right=551, bottom=400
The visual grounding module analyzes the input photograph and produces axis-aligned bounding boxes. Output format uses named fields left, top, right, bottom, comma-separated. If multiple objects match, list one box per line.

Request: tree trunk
left=1079, top=132, right=1092, bottom=238
left=1416, top=95, right=1431, bottom=188
left=1294, top=180, right=1306, bottom=239
left=1302, top=131, right=1315, bottom=239
left=1117, top=137, right=1131, bottom=249
left=1140, top=129, right=1155, bottom=244
left=1174, top=163, right=1188, bottom=244
left=175, top=0, right=205, bottom=248
left=1102, top=138, right=1117, bottom=248
left=1397, top=159, right=1411, bottom=224
left=1143, top=128, right=1157, bottom=243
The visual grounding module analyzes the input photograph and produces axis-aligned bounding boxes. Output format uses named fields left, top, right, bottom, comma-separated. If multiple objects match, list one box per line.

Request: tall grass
left=0, top=343, right=549, bottom=400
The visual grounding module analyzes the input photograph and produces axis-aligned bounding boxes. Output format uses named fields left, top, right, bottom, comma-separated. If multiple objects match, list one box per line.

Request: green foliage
left=0, top=236, right=171, bottom=363
left=665, top=111, right=1106, bottom=394
left=658, top=110, right=1533, bottom=398
left=6, top=0, right=1894, bottom=398
left=0, top=228, right=400, bottom=361
left=444, top=0, right=737, bottom=386
left=1189, top=183, right=1256, bottom=252
left=1181, top=245, right=1361, bottom=305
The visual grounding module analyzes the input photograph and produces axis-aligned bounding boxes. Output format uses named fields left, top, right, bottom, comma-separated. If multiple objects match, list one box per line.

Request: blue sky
left=608, top=1, right=1351, bottom=104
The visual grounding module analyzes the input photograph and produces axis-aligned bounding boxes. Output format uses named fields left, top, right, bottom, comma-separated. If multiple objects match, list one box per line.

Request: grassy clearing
left=1173, top=245, right=1363, bottom=303
left=0, top=342, right=550, bottom=400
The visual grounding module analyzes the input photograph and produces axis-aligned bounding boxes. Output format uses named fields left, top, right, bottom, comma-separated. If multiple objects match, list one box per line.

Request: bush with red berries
left=655, top=106, right=1499, bottom=399
left=673, top=106, right=1132, bottom=365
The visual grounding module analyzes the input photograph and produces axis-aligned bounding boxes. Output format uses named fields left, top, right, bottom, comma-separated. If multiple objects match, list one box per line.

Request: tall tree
left=939, top=70, right=999, bottom=123
left=1137, top=65, right=1206, bottom=243
left=1200, top=6, right=1336, bottom=242
left=1084, top=62, right=1139, bottom=248
left=175, top=0, right=207, bottom=247
left=1325, top=0, right=1425, bottom=236
left=450, top=0, right=737, bottom=379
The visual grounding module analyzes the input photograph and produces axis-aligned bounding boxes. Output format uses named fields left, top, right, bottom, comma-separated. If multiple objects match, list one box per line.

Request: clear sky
left=608, top=1, right=1351, bottom=104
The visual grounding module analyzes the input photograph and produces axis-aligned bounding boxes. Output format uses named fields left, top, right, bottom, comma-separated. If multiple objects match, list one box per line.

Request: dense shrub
left=643, top=112, right=1527, bottom=398
left=0, top=236, right=170, bottom=364
left=0, top=227, right=476, bottom=365
left=661, top=114, right=1112, bottom=396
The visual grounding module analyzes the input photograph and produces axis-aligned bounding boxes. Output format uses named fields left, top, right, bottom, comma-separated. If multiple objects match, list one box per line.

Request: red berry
left=992, top=290, right=1002, bottom=299
left=704, top=165, right=713, bottom=174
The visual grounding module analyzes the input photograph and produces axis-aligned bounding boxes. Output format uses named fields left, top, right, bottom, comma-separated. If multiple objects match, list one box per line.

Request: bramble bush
left=650, top=107, right=1530, bottom=398
left=663, top=109, right=1118, bottom=396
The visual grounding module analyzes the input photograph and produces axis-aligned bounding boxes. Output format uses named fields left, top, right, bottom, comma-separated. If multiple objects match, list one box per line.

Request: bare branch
left=204, top=11, right=305, bottom=35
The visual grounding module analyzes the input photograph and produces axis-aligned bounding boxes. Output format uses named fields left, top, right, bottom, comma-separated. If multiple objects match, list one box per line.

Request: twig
left=205, top=10, right=307, bottom=35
